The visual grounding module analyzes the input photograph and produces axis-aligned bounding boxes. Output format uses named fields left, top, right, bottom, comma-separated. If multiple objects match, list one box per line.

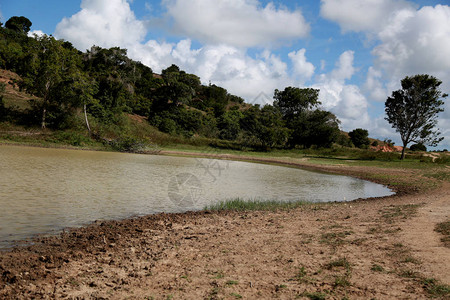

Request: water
left=0, top=145, right=394, bottom=248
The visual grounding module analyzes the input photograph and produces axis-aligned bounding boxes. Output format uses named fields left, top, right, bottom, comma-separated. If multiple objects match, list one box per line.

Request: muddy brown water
left=0, top=145, right=393, bottom=248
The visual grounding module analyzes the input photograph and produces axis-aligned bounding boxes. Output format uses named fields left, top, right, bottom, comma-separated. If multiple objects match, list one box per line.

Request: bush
left=108, top=135, right=148, bottom=153
left=410, top=143, right=427, bottom=152
left=53, top=131, right=92, bottom=146
left=434, top=155, right=450, bottom=164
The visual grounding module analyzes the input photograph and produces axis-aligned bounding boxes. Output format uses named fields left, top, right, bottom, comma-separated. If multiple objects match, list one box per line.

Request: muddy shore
left=1, top=152, right=449, bottom=299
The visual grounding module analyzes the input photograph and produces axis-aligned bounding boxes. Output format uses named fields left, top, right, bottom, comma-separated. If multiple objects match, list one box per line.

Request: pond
left=0, top=145, right=394, bottom=248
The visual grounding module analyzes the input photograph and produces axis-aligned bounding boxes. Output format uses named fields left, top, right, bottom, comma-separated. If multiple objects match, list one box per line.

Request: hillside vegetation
left=0, top=16, right=448, bottom=163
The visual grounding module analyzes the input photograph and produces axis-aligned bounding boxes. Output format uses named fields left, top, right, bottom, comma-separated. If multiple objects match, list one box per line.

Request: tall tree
left=20, top=35, right=84, bottom=128
left=385, top=74, right=447, bottom=159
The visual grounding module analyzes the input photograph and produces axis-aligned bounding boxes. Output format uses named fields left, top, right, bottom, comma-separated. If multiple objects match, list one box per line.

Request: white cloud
left=372, top=5, right=450, bottom=82
left=363, top=67, right=388, bottom=102
left=320, top=0, right=415, bottom=33
left=27, top=30, right=46, bottom=38
left=313, top=51, right=370, bottom=130
left=163, top=0, right=310, bottom=48
left=322, top=1, right=450, bottom=149
left=288, top=49, right=315, bottom=82
left=54, top=0, right=146, bottom=51
left=128, top=39, right=299, bottom=102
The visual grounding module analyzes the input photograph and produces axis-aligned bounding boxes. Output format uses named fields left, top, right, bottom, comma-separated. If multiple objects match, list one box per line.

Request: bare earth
left=0, top=153, right=449, bottom=299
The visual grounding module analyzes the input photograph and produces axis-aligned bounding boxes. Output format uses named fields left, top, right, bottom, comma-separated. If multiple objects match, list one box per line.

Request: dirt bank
left=0, top=153, right=449, bottom=299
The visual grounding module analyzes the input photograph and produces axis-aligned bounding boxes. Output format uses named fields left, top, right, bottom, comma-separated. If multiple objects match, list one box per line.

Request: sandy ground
left=0, top=154, right=449, bottom=299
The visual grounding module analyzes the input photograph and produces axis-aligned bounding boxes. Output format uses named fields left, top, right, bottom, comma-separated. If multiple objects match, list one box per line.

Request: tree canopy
left=385, top=74, right=447, bottom=159
left=348, top=128, right=370, bottom=148
left=5, top=16, right=32, bottom=34
left=0, top=16, right=349, bottom=151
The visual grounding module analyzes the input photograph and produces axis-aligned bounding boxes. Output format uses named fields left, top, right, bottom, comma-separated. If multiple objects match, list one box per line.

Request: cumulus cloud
left=288, top=49, right=315, bottom=82
left=372, top=5, right=450, bottom=82
left=53, top=0, right=315, bottom=102
left=313, top=51, right=370, bottom=130
left=163, top=0, right=310, bottom=48
left=27, top=30, right=46, bottom=38
left=322, top=1, right=450, bottom=148
left=363, top=67, right=388, bottom=102
left=54, top=0, right=146, bottom=51
left=320, top=0, right=415, bottom=33
left=133, top=40, right=297, bottom=102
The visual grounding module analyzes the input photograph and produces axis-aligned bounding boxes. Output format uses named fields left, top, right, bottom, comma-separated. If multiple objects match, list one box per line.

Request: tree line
left=1, top=16, right=446, bottom=155
left=0, top=16, right=354, bottom=150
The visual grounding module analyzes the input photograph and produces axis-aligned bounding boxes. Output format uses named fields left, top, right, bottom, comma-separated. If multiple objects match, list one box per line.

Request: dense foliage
left=0, top=16, right=348, bottom=150
left=348, top=128, right=370, bottom=149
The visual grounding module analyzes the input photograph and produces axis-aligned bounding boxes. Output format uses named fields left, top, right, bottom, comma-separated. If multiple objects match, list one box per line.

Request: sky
left=1, top=0, right=449, bottom=149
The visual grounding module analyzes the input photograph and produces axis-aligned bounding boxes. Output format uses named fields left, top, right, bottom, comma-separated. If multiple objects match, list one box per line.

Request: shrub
left=410, top=143, right=427, bottom=152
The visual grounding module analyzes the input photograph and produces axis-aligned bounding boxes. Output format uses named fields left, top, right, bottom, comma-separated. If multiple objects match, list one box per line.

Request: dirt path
left=0, top=154, right=449, bottom=299
left=400, top=182, right=450, bottom=284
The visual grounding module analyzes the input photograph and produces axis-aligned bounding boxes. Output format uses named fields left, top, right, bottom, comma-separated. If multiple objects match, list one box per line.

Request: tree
left=20, top=35, right=85, bottom=128
left=348, top=128, right=370, bottom=148
left=385, top=74, right=447, bottom=159
left=5, top=16, right=32, bottom=34
left=273, top=87, right=320, bottom=122
left=290, top=110, right=341, bottom=148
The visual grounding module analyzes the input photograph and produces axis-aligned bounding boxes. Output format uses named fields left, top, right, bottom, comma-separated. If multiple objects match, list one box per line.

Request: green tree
left=290, top=110, right=340, bottom=148
left=385, top=74, right=447, bottom=159
left=273, top=87, right=320, bottom=122
left=240, top=105, right=288, bottom=149
left=5, top=16, right=32, bottom=34
left=218, top=110, right=243, bottom=140
left=348, top=128, right=370, bottom=148
left=19, top=35, right=85, bottom=128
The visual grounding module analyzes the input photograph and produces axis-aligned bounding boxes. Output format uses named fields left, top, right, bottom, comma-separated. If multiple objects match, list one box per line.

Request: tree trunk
left=41, top=107, right=46, bottom=129
left=401, top=141, right=407, bottom=160
left=84, top=103, right=91, bottom=135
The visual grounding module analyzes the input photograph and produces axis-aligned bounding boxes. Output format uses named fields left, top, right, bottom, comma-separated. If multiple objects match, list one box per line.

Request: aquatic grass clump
left=205, top=198, right=310, bottom=212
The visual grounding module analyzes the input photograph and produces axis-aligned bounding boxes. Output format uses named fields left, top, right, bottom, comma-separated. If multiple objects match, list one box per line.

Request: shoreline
left=1, top=144, right=449, bottom=299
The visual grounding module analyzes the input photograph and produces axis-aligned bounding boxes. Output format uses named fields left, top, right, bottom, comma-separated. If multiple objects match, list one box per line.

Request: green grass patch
left=422, top=278, right=450, bottom=298
left=435, top=221, right=450, bottom=247
left=205, top=198, right=310, bottom=212
left=371, top=264, right=384, bottom=272
left=325, top=257, right=351, bottom=270
left=380, top=204, right=421, bottom=223
left=299, top=291, right=327, bottom=300
left=320, top=231, right=353, bottom=246
left=225, top=280, right=238, bottom=286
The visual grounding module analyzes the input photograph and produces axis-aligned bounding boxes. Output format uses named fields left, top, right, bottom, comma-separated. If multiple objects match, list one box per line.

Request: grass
left=225, top=280, right=239, bottom=286
left=205, top=198, right=311, bottom=212
left=380, top=204, right=421, bottom=223
left=320, top=231, right=353, bottom=247
left=325, top=257, right=351, bottom=270
left=422, top=278, right=450, bottom=298
left=435, top=221, right=450, bottom=247
left=371, top=264, right=384, bottom=272
left=299, top=291, right=327, bottom=300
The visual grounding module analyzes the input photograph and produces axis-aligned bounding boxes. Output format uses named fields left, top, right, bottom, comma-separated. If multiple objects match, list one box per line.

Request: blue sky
left=1, top=0, right=449, bottom=149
